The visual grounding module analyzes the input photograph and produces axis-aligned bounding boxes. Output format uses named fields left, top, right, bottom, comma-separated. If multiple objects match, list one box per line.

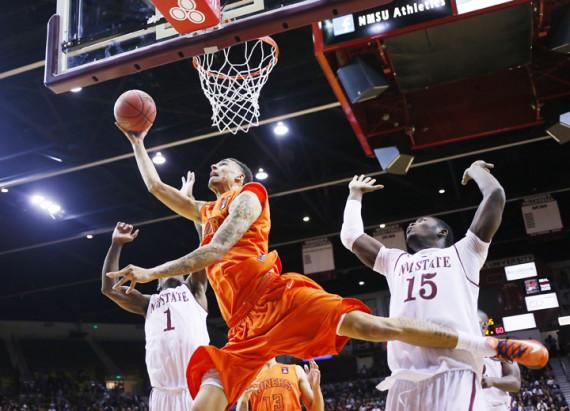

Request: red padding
left=151, top=0, right=221, bottom=34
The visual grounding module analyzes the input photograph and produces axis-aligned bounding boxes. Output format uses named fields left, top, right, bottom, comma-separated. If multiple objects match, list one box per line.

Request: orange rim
left=192, top=36, right=279, bottom=81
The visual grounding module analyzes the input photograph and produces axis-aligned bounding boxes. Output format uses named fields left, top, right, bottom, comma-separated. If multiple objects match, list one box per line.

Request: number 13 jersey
left=374, top=230, right=490, bottom=390
left=145, top=285, right=209, bottom=390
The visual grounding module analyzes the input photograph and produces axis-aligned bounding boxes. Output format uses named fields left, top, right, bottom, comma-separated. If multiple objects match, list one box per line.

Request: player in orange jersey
left=108, top=125, right=548, bottom=411
left=236, top=359, right=323, bottom=411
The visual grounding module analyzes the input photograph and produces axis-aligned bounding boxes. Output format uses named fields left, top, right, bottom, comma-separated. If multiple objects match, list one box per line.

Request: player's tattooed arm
left=107, top=191, right=262, bottom=292
left=117, top=122, right=205, bottom=223
left=461, top=160, right=506, bottom=242
left=101, top=223, right=150, bottom=315
left=341, top=175, right=385, bottom=269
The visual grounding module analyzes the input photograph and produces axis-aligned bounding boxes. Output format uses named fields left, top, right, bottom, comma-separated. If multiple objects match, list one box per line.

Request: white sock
left=456, top=332, right=496, bottom=357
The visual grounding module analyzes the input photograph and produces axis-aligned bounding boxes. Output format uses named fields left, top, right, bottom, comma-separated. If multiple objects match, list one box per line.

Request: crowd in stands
left=0, top=362, right=569, bottom=410
left=0, top=371, right=148, bottom=411
left=510, top=366, right=568, bottom=411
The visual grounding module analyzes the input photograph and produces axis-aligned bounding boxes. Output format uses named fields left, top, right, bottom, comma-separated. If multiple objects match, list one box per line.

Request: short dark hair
left=434, top=217, right=454, bottom=247
left=226, top=158, right=253, bottom=184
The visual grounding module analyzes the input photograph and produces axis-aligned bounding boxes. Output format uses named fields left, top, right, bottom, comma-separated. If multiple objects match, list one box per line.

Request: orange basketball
left=113, top=90, right=157, bottom=133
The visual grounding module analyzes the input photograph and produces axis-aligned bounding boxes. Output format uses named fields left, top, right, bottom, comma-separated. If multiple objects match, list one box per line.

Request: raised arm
left=236, top=385, right=257, bottom=411
left=297, top=361, right=324, bottom=411
left=117, top=123, right=205, bottom=223
left=461, top=160, right=506, bottom=242
left=107, top=190, right=262, bottom=293
left=187, top=221, right=208, bottom=312
left=482, top=362, right=521, bottom=393
left=101, top=223, right=150, bottom=315
left=340, top=175, right=385, bottom=269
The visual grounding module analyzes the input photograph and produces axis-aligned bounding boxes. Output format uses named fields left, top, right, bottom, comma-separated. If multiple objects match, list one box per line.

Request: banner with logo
left=320, top=0, right=454, bottom=46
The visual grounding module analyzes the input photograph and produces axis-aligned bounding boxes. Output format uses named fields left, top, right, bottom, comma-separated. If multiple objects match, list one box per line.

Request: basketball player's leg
left=191, top=381, right=228, bottom=411
left=337, top=310, right=549, bottom=368
left=337, top=310, right=459, bottom=348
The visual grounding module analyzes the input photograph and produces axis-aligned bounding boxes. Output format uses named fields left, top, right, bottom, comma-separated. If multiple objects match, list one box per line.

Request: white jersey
left=375, top=230, right=489, bottom=390
left=483, top=359, right=511, bottom=411
left=145, top=284, right=209, bottom=403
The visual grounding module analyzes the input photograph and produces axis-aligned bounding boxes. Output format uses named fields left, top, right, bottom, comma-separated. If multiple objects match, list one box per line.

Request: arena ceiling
left=1, top=1, right=569, bottom=325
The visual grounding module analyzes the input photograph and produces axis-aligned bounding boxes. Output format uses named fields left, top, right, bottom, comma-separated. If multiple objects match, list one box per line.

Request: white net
left=193, top=37, right=279, bottom=134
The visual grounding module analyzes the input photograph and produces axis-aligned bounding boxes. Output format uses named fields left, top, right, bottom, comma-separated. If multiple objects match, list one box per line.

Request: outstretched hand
left=461, top=160, right=494, bottom=186
left=180, top=171, right=197, bottom=199
left=349, top=175, right=384, bottom=195
left=107, top=264, right=154, bottom=294
left=111, top=222, right=139, bottom=245
left=115, top=122, right=151, bottom=145
left=304, top=360, right=321, bottom=390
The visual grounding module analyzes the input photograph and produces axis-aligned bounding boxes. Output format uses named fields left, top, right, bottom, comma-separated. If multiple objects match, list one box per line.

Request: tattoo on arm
left=153, top=191, right=262, bottom=279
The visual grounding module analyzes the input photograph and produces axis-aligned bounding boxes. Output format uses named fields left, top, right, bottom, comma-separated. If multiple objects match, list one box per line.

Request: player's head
left=405, top=216, right=454, bottom=252
left=157, top=275, right=185, bottom=292
left=208, top=158, right=253, bottom=194
left=478, top=310, right=489, bottom=335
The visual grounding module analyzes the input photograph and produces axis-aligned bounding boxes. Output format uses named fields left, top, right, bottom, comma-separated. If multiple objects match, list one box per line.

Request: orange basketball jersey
left=248, top=363, right=303, bottom=411
left=200, top=182, right=275, bottom=323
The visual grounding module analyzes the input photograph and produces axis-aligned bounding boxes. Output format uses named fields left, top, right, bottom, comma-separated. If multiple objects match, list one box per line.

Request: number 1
left=163, top=308, right=175, bottom=332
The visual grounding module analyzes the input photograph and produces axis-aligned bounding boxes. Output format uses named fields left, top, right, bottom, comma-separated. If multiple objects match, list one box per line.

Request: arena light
left=302, top=216, right=310, bottom=223
left=86, top=234, right=94, bottom=239
left=255, top=168, right=268, bottom=180
left=1, top=188, right=8, bottom=193
left=30, top=194, right=64, bottom=218
left=358, top=281, right=365, bottom=286
left=438, top=188, right=446, bottom=194
left=273, top=121, right=289, bottom=136
left=70, top=87, right=82, bottom=93
left=152, top=152, right=166, bottom=165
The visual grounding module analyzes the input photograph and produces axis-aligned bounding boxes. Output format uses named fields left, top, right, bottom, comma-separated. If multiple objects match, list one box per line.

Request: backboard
left=45, top=0, right=391, bottom=93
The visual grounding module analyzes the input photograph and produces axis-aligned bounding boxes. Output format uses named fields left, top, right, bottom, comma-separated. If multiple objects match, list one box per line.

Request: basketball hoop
left=193, top=36, right=279, bottom=134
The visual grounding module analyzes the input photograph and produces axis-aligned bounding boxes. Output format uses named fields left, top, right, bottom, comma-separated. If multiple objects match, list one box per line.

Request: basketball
left=113, top=90, right=157, bottom=133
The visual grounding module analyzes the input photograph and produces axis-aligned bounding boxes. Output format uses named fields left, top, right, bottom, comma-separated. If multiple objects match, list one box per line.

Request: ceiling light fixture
left=255, top=168, right=268, bottom=180
left=30, top=194, right=64, bottom=218
left=302, top=216, right=310, bottom=223
left=273, top=121, right=289, bottom=136
left=359, top=281, right=365, bottom=286
left=438, top=188, right=446, bottom=194
left=70, top=87, right=82, bottom=93
left=152, top=152, right=166, bottom=165
left=1, top=188, right=8, bottom=193
left=86, top=234, right=94, bottom=239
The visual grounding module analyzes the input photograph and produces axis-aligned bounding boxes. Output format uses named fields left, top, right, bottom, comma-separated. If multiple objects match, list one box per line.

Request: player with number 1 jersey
left=101, top=221, right=209, bottom=411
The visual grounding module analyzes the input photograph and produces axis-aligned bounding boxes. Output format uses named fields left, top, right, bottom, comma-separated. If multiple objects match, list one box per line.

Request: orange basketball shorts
left=186, top=272, right=370, bottom=408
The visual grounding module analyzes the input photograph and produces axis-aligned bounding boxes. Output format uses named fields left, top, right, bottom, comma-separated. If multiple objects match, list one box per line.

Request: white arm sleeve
left=340, top=199, right=364, bottom=251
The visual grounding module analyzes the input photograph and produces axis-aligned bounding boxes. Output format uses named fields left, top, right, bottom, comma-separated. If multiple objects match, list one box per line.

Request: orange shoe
left=486, top=338, right=549, bottom=369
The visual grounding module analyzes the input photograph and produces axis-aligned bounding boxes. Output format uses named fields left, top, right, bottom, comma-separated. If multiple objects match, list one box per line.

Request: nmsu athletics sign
left=320, top=0, right=454, bottom=45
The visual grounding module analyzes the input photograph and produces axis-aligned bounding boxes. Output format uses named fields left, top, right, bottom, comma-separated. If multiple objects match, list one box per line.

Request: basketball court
left=0, top=0, right=570, bottom=409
